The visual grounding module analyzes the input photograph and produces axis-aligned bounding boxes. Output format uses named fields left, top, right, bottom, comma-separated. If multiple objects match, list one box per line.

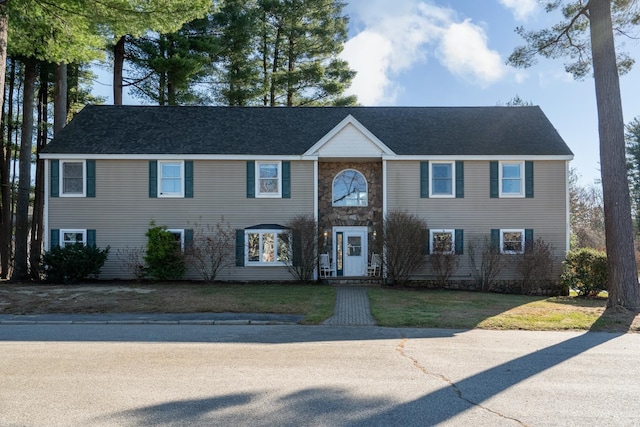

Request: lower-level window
left=61, top=229, right=86, bottom=247
left=430, top=229, right=454, bottom=253
left=501, top=229, right=524, bottom=254
left=246, top=230, right=290, bottom=265
left=167, top=229, right=185, bottom=251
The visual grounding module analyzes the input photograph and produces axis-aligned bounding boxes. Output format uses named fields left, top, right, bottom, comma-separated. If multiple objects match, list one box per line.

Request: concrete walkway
left=322, top=286, right=376, bottom=326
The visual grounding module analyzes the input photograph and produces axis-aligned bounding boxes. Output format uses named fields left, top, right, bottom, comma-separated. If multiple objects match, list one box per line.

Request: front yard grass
left=368, top=288, right=639, bottom=332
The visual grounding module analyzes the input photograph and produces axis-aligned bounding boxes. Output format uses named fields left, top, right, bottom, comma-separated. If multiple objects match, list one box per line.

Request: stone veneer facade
left=318, top=161, right=383, bottom=256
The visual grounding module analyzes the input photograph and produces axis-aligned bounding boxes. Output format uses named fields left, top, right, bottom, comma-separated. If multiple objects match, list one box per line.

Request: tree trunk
left=30, top=62, right=49, bottom=279
left=11, top=58, right=36, bottom=281
left=589, top=0, right=640, bottom=310
left=1, top=59, right=16, bottom=279
left=54, top=62, right=67, bottom=133
left=113, top=36, right=125, bottom=105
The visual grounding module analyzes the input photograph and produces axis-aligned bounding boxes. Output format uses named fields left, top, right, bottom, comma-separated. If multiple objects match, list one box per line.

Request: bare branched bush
left=116, top=247, right=146, bottom=281
left=467, top=236, right=503, bottom=291
left=383, top=210, right=428, bottom=286
left=283, top=214, right=319, bottom=282
left=185, top=218, right=235, bottom=282
left=430, top=243, right=459, bottom=288
left=516, top=238, right=556, bottom=294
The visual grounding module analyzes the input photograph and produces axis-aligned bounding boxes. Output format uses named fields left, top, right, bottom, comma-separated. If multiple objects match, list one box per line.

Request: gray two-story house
left=40, top=105, right=573, bottom=283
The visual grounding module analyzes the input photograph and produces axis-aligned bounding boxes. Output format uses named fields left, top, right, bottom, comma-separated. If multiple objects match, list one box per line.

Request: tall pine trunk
left=54, top=62, right=67, bottom=133
left=30, top=63, right=49, bottom=279
left=1, top=60, right=16, bottom=279
left=589, top=0, right=640, bottom=310
left=11, top=58, right=36, bottom=281
left=113, top=36, right=126, bottom=105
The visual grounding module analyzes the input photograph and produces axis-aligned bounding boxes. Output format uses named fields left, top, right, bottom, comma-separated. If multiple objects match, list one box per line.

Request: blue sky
left=339, top=0, right=640, bottom=186
left=96, top=0, right=640, bottom=186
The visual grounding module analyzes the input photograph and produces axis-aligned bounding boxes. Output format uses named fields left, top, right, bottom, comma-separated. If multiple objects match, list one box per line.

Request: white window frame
left=332, top=169, right=368, bottom=207
left=499, top=161, right=524, bottom=198
left=245, top=229, right=290, bottom=266
left=60, top=160, right=86, bottom=197
left=429, top=161, right=455, bottom=198
left=167, top=229, right=185, bottom=252
left=158, top=160, right=185, bottom=198
left=256, top=161, right=282, bottom=198
left=500, top=229, right=525, bottom=254
left=430, top=229, right=455, bottom=254
left=60, top=229, right=87, bottom=247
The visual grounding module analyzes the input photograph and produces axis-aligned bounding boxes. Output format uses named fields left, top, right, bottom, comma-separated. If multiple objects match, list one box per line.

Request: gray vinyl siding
left=47, top=159, right=315, bottom=280
left=386, top=160, right=568, bottom=281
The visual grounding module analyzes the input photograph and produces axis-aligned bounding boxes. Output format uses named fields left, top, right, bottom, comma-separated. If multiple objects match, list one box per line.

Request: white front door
left=334, top=227, right=367, bottom=276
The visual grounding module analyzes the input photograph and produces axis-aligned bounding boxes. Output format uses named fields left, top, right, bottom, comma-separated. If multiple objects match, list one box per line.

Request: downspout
left=382, top=159, right=387, bottom=278
left=313, top=159, right=319, bottom=280
left=43, top=159, right=49, bottom=251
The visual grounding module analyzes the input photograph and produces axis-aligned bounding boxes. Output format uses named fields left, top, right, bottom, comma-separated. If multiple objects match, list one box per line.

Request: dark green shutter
left=185, top=161, right=194, bottom=198
left=50, top=160, right=59, bottom=197
left=185, top=229, right=194, bottom=251
left=455, top=161, right=464, bottom=198
left=525, top=161, right=534, bottom=198
left=455, top=229, right=464, bottom=254
left=491, top=229, right=500, bottom=251
left=246, top=161, right=255, bottom=198
left=292, top=230, right=301, bottom=266
left=490, top=161, right=498, bottom=198
left=86, top=160, right=96, bottom=198
left=149, top=161, right=158, bottom=198
left=282, top=161, right=291, bottom=199
left=50, top=229, right=60, bottom=248
left=420, top=161, right=429, bottom=198
left=525, top=229, right=534, bottom=253
left=87, top=229, right=96, bottom=248
left=235, top=229, right=245, bottom=266
left=424, top=229, right=430, bottom=254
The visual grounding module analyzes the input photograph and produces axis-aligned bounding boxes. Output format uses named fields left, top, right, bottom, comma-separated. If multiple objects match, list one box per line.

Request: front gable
left=304, top=115, right=396, bottom=159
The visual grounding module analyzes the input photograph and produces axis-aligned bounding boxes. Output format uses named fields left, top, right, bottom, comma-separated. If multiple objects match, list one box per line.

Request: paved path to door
left=322, top=286, right=376, bottom=326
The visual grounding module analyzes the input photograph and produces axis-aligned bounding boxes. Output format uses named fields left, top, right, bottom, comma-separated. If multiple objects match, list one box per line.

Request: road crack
left=396, top=338, right=528, bottom=427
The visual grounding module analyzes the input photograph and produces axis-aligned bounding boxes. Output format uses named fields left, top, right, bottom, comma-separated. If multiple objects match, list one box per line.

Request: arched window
left=333, top=169, right=367, bottom=206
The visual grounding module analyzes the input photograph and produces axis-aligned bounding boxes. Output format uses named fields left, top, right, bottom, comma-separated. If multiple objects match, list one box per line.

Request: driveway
left=1, top=324, right=638, bottom=426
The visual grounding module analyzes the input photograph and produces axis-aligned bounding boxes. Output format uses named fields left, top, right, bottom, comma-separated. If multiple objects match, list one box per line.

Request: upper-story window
left=61, top=160, right=85, bottom=196
left=500, top=161, right=524, bottom=197
left=256, top=161, right=282, bottom=197
left=430, top=162, right=455, bottom=197
left=159, top=161, right=184, bottom=197
left=333, top=169, right=367, bottom=207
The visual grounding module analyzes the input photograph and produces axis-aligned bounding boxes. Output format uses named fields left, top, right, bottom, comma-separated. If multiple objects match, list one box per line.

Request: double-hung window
left=430, top=229, right=455, bottom=253
left=246, top=229, right=290, bottom=265
left=499, top=161, right=524, bottom=197
left=256, top=161, right=282, bottom=197
left=430, top=162, right=454, bottom=197
left=500, top=229, right=524, bottom=254
left=159, top=161, right=184, bottom=197
left=167, top=229, right=185, bottom=251
left=61, top=229, right=87, bottom=247
left=61, top=160, right=85, bottom=196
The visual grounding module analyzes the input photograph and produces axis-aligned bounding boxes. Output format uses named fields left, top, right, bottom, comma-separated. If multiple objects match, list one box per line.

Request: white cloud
left=499, top=0, right=538, bottom=21
left=341, top=0, right=507, bottom=105
left=438, top=19, right=506, bottom=86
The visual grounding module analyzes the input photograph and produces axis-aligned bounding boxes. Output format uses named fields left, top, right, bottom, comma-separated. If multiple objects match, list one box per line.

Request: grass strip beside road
left=368, top=288, right=638, bottom=332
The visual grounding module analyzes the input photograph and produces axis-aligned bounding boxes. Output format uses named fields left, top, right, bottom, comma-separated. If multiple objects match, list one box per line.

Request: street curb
left=0, top=320, right=300, bottom=326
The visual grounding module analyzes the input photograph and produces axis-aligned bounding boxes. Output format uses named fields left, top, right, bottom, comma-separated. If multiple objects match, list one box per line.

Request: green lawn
left=367, top=288, right=634, bottom=331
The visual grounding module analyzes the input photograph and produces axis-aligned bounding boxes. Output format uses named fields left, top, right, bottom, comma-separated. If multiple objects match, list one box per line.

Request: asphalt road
left=1, top=325, right=639, bottom=426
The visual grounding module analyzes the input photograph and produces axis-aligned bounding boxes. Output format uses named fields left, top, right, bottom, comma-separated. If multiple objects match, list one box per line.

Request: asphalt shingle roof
left=42, top=105, right=573, bottom=157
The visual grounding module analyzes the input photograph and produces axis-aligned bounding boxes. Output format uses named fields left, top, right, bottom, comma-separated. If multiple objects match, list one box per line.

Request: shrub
left=561, top=248, right=607, bottom=297
left=282, top=214, right=319, bottom=282
left=430, top=248, right=459, bottom=288
left=185, top=218, right=235, bottom=282
left=382, top=210, right=428, bottom=286
left=144, top=221, right=185, bottom=281
left=116, top=246, right=146, bottom=281
left=467, top=236, right=503, bottom=292
left=515, top=238, right=556, bottom=294
left=42, top=244, right=110, bottom=284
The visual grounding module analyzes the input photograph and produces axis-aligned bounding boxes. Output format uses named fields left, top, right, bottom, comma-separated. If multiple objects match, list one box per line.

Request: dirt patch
left=0, top=282, right=217, bottom=315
